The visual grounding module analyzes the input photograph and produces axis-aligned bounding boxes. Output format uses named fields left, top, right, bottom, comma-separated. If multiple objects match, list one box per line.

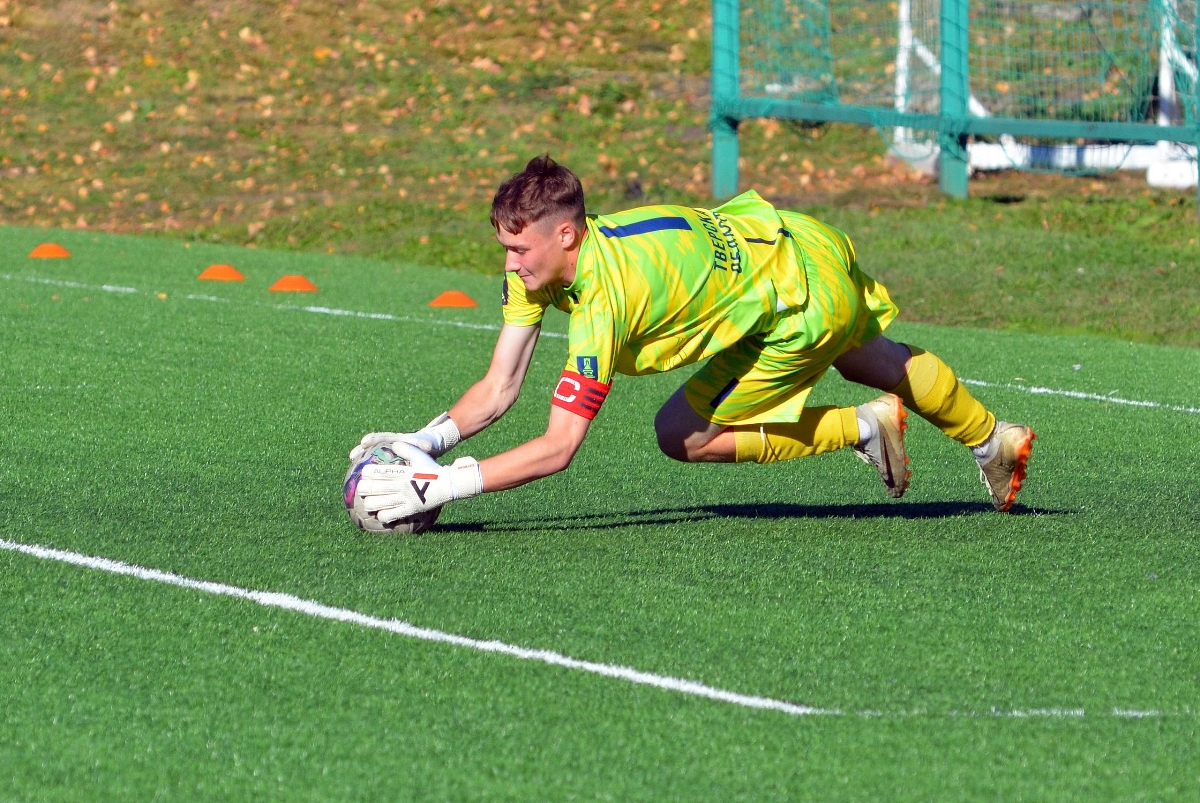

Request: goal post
left=939, top=0, right=970, bottom=197
left=710, top=0, right=1200, bottom=205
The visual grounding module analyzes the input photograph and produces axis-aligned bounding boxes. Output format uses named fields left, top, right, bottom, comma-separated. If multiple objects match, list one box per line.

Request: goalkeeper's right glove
left=357, top=444, right=483, bottom=524
left=348, top=412, right=461, bottom=462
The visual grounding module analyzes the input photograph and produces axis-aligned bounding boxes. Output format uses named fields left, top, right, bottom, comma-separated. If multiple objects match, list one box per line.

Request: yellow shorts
left=683, top=213, right=898, bottom=426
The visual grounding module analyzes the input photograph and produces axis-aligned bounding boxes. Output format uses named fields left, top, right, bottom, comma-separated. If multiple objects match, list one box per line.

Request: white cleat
left=852, top=394, right=911, bottom=499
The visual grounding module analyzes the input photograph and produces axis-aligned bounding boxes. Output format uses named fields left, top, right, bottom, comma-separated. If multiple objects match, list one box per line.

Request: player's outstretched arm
left=350, top=323, right=540, bottom=461
left=355, top=405, right=589, bottom=524
left=446, top=322, right=541, bottom=439
left=479, top=405, right=590, bottom=492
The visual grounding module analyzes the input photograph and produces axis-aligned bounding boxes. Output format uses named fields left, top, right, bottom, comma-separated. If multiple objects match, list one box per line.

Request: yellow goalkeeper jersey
left=500, top=190, right=856, bottom=419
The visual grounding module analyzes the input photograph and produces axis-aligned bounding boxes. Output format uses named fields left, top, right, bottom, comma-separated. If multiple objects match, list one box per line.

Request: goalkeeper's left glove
left=356, top=444, right=484, bottom=524
left=349, top=412, right=462, bottom=462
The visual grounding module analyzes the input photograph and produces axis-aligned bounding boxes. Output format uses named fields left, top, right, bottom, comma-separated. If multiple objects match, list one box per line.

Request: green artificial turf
left=1, top=225, right=1198, bottom=800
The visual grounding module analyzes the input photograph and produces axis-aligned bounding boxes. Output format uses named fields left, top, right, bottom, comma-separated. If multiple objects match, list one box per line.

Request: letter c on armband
left=551, top=370, right=611, bottom=420
left=553, top=376, right=581, bottom=403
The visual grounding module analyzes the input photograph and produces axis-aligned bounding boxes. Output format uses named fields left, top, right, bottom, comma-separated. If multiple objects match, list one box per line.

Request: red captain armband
left=551, top=370, right=611, bottom=420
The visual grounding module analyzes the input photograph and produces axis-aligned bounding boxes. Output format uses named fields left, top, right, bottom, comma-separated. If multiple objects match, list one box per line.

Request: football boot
left=974, top=421, right=1036, bottom=512
left=852, top=394, right=911, bottom=499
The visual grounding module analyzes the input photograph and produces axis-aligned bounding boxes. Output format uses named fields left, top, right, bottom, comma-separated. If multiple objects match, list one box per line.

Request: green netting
left=1168, top=0, right=1198, bottom=125
left=735, top=0, right=1198, bottom=174
left=972, top=1, right=1156, bottom=123
left=740, top=0, right=922, bottom=110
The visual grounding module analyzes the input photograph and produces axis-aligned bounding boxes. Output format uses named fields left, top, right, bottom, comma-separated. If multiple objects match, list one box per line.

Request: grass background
left=1, top=0, right=1198, bottom=343
left=2, top=0, right=1199, bottom=796
left=2, top=226, right=1199, bottom=799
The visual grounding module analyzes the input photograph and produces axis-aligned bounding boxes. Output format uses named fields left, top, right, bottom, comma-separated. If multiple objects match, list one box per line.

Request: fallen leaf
left=247, top=221, right=265, bottom=236
left=471, top=56, right=501, bottom=74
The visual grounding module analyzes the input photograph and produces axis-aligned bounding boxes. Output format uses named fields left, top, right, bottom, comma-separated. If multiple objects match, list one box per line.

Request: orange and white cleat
left=853, top=394, right=911, bottom=499
left=974, top=422, right=1035, bottom=511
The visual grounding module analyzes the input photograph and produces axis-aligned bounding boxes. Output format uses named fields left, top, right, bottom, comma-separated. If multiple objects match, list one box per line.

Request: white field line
left=9, top=272, right=1197, bottom=408
left=1, top=271, right=568, bottom=339
left=1, top=272, right=138, bottom=294
left=277, top=303, right=568, bottom=339
left=962, top=378, right=1200, bottom=415
left=0, top=538, right=1176, bottom=721
left=0, top=538, right=833, bottom=718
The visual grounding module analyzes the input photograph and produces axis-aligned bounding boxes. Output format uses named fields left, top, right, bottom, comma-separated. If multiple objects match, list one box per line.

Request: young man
left=350, top=155, right=1034, bottom=524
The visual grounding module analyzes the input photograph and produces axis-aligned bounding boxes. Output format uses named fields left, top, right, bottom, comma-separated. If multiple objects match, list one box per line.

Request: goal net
left=716, top=0, right=1199, bottom=192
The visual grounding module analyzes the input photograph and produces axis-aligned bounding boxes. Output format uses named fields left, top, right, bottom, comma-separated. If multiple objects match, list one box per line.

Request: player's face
left=496, top=218, right=573, bottom=292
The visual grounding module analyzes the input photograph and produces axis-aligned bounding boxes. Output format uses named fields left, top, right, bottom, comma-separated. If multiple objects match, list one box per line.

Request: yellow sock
left=733, top=406, right=860, bottom=464
left=891, top=347, right=995, bottom=447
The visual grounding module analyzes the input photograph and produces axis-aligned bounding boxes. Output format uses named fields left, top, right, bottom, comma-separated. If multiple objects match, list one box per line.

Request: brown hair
left=489, top=154, right=585, bottom=234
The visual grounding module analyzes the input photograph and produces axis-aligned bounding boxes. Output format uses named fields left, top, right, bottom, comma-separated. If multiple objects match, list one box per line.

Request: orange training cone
left=29, top=243, right=71, bottom=258
left=269, top=274, right=318, bottom=292
left=429, top=290, right=478, bottom=308
left=198, top=264, right=245, bottom=281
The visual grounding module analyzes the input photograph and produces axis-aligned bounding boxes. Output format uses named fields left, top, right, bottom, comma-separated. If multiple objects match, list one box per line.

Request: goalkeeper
left=351, top=155, right=1034, bottom=524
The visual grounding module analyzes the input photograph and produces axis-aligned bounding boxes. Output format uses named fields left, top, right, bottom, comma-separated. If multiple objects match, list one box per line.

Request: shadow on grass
left=438, top=501, right=1070, bottom=533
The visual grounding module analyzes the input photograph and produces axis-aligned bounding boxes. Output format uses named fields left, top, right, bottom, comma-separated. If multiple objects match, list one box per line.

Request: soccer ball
left=343, top=444, right=442, bottom=535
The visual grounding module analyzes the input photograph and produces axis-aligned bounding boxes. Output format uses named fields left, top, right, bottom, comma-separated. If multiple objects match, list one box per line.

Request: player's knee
left=654, top=413, right=693, bottom=462
left=835, top=336, right=910, bottom=389
left=656, top=431, right=692, bottom=462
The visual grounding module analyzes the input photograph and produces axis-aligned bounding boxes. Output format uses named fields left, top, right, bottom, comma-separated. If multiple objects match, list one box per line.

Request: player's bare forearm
left=446, top=323, right=540, bottom=439
left=447, top=376, right=518, bottom=437
left=479, top=406, right=590, bottom=491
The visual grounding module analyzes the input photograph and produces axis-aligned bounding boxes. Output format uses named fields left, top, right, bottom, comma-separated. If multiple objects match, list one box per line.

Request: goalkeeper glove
left=356, top=443, right=483, bottom=524
left=349, top=412, right=462, bottom=462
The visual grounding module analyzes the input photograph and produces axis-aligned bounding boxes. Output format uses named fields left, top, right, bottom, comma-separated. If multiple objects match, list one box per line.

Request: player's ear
left=556, top=219, right=578, bottom=250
